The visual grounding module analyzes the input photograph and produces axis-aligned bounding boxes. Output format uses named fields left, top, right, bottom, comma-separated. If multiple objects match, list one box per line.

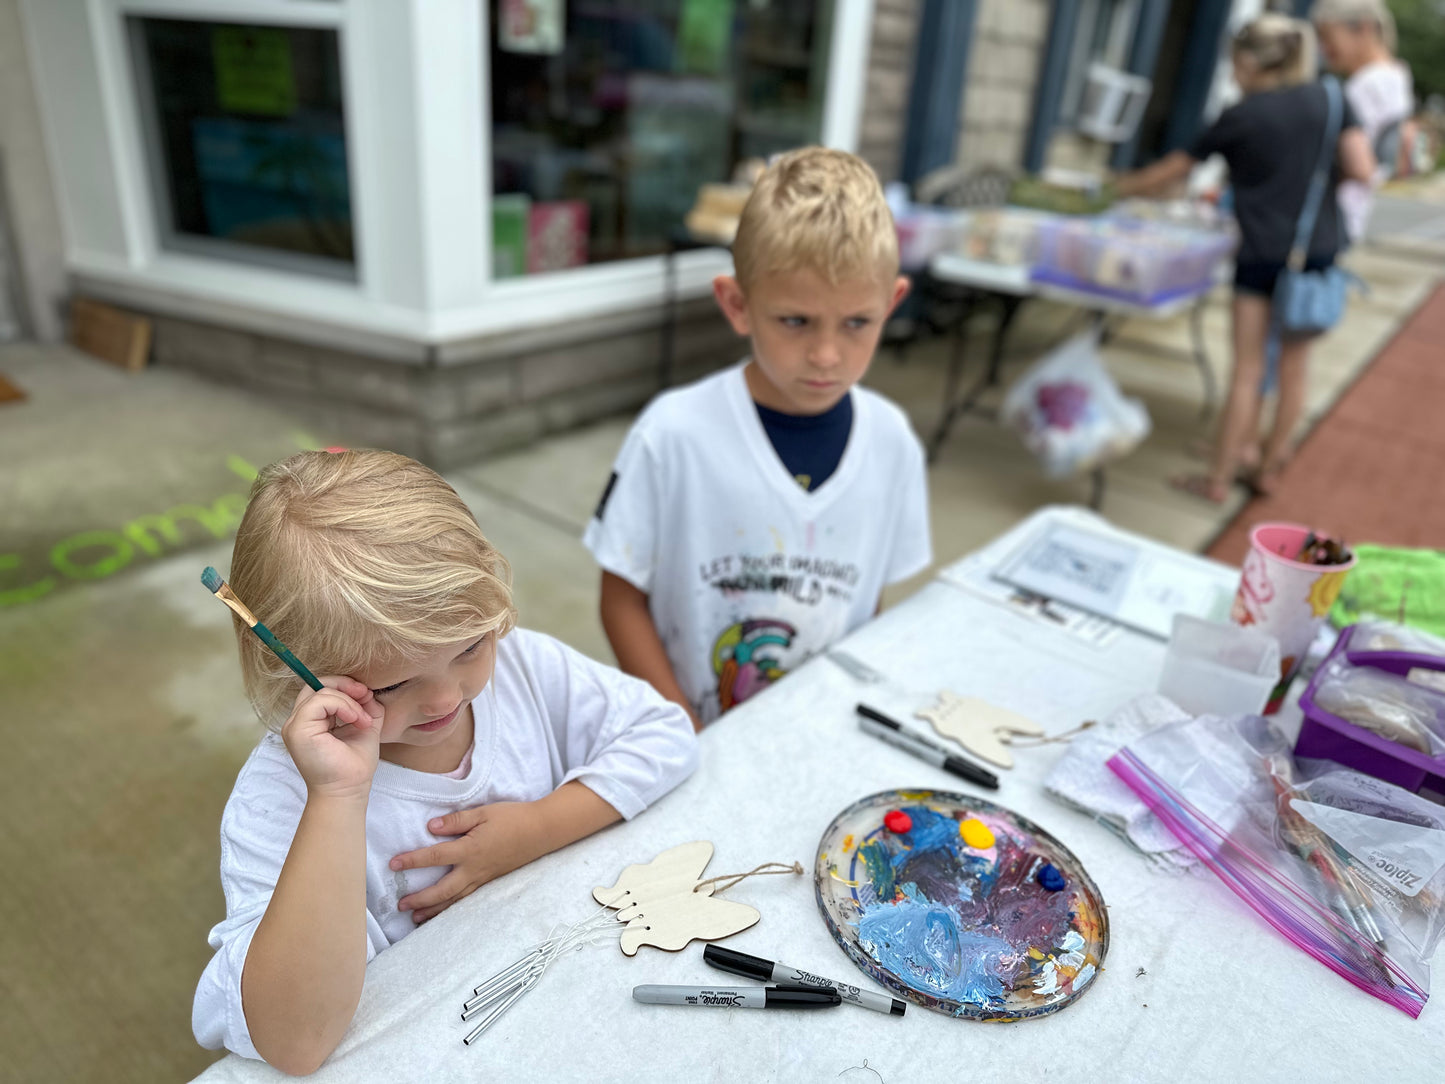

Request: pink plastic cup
left=1230, top=522, right=1356, bottom=713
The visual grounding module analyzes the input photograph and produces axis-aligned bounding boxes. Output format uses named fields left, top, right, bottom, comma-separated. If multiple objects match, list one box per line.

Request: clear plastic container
left=1030, top=216, right=1236, bottom=303
left=1157, top=614, right=1281, bottom=717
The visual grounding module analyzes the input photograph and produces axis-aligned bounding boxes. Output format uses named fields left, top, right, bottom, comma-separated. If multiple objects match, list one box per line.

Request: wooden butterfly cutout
left=592, top=841, right=760, bottom=955
left=915, top=691, right=1043, bottom=769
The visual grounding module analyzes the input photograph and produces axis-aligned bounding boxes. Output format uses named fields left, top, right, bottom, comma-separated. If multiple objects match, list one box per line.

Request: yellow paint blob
left=842, top=834, right=855, bottom=853
left=959, top=818, right=995, bottom=849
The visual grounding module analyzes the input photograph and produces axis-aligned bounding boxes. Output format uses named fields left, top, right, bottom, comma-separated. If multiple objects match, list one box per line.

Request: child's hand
left=281, top=678, right=384, bottom=801
left=389, top=802, right=545, bottom=923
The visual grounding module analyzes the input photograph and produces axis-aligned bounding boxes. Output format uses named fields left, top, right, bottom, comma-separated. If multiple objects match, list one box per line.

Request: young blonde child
left=585, top=147, right=932, bottom=728
left=192, top=449, right=697, bottom=1074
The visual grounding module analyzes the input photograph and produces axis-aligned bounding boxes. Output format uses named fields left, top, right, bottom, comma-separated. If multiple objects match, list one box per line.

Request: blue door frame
left=899, top=0, right=980, bottom=185
left=1110, top=0, right=1176, bottom=169
left=1161, top=0, right=1234, bottom=154
left=1023, top=0, right=1082, bottom=174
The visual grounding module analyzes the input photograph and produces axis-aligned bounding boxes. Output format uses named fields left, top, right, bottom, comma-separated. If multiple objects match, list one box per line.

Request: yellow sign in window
left=212, top=26, right=296, bottom=116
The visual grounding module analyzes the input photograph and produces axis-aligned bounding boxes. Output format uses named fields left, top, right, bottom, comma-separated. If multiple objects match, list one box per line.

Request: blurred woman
left=1117, top=16, right=1375, bottom=502
left=1314, top=0, right=1416, bottom=243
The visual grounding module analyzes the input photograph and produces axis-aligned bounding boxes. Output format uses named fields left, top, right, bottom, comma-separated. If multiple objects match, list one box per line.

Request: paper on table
left=993, top=523, right=1232, bottom=641
left=1043, top=693, right=1198, bottom=871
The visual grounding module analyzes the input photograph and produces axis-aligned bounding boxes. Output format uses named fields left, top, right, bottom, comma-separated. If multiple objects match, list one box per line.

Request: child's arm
left=389, top=782, right=621, bottom=923
left=599, top=570, right=702, bottom=730
left=241, top=679, right=383, bottom=1076
left=390, top=631, right=698, bottom=922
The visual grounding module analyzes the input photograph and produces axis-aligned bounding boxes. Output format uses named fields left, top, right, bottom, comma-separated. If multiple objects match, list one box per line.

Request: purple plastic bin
left=1295, top=625, right=1445, bottom=795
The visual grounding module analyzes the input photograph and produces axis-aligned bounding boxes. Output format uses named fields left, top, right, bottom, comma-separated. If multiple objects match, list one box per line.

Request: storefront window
left=489, top=0, right=834, bottom=277
left=129, top=18, right=354, bottom=277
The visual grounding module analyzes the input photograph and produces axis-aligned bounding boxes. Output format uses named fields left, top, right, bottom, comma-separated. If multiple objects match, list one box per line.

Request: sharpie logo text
left=698, top=992, right=745, bottom=1006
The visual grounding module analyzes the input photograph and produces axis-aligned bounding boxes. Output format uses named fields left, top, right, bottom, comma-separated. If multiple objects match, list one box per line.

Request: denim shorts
left=1234, top=256, right=1333, bottom=297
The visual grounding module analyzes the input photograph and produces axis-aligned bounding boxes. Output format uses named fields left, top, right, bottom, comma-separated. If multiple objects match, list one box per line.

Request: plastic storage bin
left=1030, top=216, right=1236, bottom=303
left=1157, top=614, right=1280, bottom=717
left=1296, top=625, right=1445, bottom=796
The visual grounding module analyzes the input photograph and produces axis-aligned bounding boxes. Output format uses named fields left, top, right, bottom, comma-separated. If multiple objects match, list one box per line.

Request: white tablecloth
left=194, top=509, right=1445, bottom=1083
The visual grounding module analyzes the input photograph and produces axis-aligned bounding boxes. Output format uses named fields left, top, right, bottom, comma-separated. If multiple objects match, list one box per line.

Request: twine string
left=1007, top=720, right=1097, bottom=747
left=693, top=860, right=804, bottom=894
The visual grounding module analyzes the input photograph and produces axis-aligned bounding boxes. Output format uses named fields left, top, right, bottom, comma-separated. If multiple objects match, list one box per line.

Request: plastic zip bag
left=1000, top=332, right=1150, bottom=478
left=1108, top=713, right=1445, bottom=1017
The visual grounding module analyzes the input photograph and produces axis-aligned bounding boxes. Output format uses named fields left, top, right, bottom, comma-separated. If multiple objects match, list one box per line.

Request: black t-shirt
left=755, top=393, right=853, bottom=492
left=1191, top=82, right=1360, bottom=264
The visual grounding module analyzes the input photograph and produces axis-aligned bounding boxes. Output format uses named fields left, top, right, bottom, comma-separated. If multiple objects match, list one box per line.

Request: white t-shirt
left=192, top=628, right=698, bottom=1060
left=583, top=363, right=932, bottom=724
left=1340, top=60, right=1414, bottom=242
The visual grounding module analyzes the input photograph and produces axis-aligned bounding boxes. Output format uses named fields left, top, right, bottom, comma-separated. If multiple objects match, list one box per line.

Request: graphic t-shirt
left=584, top=363, right=932, bottom=724
left=755, top=393, right=853, bottom=492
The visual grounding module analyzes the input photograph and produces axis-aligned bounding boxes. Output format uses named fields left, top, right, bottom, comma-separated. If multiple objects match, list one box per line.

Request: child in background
left=192, top=450, right=697, bottom=1074
left=584, top=147, right=932, bottom=728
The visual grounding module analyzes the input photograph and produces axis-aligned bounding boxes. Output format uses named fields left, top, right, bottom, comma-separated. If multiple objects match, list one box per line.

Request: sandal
left=1243, top=459, right=1290, bottom=498
left=1187, top=437, right=1261, bottom=474
left=1169, top=473, right=1230, bottom=504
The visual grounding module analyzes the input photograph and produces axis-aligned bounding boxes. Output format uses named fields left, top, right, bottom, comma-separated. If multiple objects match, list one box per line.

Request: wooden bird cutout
left=915, top=692, right=1043, bottom=769
left=593, top=841, right=760, bottom=956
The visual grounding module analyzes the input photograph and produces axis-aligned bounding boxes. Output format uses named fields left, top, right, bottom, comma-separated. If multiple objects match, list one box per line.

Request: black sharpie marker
left=704, top=945, right=905, bottom=1016
left=632, top=984, right=840, bottom=1009
left=857, top=704, right=999, bottom=790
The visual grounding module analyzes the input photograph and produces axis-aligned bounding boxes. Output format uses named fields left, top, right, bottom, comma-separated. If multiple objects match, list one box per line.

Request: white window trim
left=24, top=0, right=876, bottom=353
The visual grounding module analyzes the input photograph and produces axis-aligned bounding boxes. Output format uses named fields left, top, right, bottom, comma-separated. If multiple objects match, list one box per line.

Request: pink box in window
left=527, top=201, right=589, bottom=274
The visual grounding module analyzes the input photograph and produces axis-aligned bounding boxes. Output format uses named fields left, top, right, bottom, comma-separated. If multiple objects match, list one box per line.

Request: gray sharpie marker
left=704, top=945, right=905, bottom=1016
left=857, top=712, right=999, bottom=790
left=632, top=984, right=840, bottom=1009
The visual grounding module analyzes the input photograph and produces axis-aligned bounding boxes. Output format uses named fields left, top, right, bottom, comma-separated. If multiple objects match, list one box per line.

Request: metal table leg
left=1088, top=466, right=1107, bottom=511
left=1189, top=299, right=1216, bottom=418
left=985, top=295, right=1024, bottom=386
left=926, top=292, right=1026, bottom=463
left=926, top=296, right=976, bottom=463
left=658, top=243, right=679, bottom=390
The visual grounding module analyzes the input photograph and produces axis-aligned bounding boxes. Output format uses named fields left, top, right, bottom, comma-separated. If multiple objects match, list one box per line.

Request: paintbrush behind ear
left=202, top=566, right=324, bottom=691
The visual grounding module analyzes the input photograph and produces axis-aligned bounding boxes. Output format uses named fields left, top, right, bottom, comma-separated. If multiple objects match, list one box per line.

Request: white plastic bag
left=1000, top=332, right=1150, bottom=478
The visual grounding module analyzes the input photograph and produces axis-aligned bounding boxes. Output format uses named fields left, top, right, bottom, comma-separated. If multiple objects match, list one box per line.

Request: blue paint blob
left=1037, top=863, right=1066, bottom=892
left=857, top=894, right=1018, bottom=1007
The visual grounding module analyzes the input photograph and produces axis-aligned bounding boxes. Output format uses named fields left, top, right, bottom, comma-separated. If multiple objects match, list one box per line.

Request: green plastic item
left=492, top=194, right=530, bottom=279
left=1007, top=177, right=1116, bottom=217
left=1330, top=544, right=1445, bottom=638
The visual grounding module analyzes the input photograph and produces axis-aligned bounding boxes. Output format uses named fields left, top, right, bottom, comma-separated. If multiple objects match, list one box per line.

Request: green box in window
left=212, top=26, right=297, bottom=116
left=493, top=194, right=531, bottom=278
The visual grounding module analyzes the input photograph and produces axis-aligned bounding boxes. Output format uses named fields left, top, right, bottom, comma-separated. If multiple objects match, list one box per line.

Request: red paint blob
left=884, top=810, right=912, bottom=834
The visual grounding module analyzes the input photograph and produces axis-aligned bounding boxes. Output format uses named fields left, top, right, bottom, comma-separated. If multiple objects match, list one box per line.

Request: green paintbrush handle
left=251, top=621, right=325, bottom=691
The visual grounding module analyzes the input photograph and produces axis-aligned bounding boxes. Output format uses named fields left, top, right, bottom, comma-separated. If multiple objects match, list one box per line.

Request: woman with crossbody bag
left=1117, top=15, right=1375, bottom=502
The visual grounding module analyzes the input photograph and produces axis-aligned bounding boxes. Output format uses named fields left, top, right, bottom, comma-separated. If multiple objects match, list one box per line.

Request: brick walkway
left=1208, top=282, right=1445, bottom=565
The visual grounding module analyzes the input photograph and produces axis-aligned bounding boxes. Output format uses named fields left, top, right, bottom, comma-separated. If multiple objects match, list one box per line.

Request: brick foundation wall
left=147, top=299, right=738, bottom=470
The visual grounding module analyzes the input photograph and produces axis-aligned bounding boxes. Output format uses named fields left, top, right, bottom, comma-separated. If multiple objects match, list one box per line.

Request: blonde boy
left=585, top=147, right=932, bottom=727
left=193, top=450, right=696, bottom=1073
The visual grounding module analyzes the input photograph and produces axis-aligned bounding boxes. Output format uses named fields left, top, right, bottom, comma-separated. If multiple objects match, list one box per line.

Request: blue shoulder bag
left=1275, top=77, right=1350, bottom=336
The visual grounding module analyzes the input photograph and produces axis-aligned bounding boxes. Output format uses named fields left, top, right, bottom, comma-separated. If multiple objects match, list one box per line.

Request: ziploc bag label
left=1292, top=800, right=1445, bottom=898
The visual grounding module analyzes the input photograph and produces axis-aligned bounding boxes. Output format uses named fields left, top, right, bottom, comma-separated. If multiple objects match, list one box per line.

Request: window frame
left=124, top=12, right=358, bottom=281
left=25, top=0, right=874, bottom=348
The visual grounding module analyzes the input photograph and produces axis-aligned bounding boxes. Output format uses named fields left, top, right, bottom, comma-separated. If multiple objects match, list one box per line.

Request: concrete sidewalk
left=0, top=228, right=1438, bottom=1082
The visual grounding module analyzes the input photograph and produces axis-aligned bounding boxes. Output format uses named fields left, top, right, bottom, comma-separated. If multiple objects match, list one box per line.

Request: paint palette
left=814, top=789, right=1108, bottom=1021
